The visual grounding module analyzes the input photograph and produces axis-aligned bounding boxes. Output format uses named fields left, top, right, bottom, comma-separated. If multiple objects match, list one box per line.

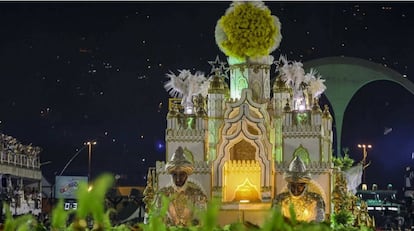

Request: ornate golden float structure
left=144, top=1, right=341, bottom=226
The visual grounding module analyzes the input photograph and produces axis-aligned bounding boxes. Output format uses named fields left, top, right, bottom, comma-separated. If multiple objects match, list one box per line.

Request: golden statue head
left=284, top=156, right=311, bottom=183
left=165, top=146, right=194, bottom=175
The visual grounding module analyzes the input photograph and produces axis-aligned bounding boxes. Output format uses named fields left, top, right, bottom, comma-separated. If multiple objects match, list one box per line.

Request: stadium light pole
left=358, top=144, right=372, bottom=184
left=84, top=141, right=97, bottom=181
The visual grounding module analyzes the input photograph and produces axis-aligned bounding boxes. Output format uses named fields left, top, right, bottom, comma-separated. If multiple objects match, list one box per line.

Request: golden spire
left=312, top=98, right=322, bottom=112
left=322, top=105, right=332, bottom=119
left=208, top=74, right=226, bottom=94
left=273, top=74, right=290, bottom=93
left=167, top=103, right=179, bottom=118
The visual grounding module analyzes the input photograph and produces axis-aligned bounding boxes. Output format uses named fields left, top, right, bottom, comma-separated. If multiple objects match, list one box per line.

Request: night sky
left=0, top=2, right=414, bottom=190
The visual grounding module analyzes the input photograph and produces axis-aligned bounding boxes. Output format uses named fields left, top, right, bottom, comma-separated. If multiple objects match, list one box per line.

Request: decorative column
left=272, top=77, right=291, bottom=162
left=207, top=74, right=225, bottom=161
left=229, top=55, right=273, bottom=102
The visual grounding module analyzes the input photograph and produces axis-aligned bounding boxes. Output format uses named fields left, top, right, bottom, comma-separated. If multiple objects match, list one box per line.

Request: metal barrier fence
left=0, top=151, right=40, bottom=169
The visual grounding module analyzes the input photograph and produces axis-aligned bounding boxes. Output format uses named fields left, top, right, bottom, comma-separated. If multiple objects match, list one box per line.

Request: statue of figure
left=332, top=171, right=351, bottom=214
left=273, top=156, right=325, bottom=222
left=355, top=200, right=375, bottom=228
left=143, top=170, right=155, bottom=212
left=154, top=147, right=207, bottom=227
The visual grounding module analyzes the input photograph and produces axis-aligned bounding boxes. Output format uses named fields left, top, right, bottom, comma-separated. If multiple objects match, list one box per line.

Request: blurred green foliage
left=332, top=148, right=355, bottom=171
left=1, top=173, right=372, bottom=231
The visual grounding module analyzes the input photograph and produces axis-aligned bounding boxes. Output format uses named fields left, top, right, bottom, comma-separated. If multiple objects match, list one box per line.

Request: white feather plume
left=164, top=70, right=189, bottom=98
left=306, top=68, right=326, bottom=98
left=277, top=55, right=292, bottom=86
left=277, top=55, right=326, bottom=103
left=278, top=56, right=307, bottom=99
left=291, top=61, right=305, bottom=91
left=164, top=69, right=210, bottom=107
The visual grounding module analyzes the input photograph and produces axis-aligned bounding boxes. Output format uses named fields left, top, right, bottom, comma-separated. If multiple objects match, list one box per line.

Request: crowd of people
left=0, top=133, right=42, bottom=168
left=0, top=132, right=43, bottom=221
left=0, top=133, right=42, bottom=157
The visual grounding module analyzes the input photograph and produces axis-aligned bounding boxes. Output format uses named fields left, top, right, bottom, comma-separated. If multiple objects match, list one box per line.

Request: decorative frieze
left=166, top=129, right=206, bottom=142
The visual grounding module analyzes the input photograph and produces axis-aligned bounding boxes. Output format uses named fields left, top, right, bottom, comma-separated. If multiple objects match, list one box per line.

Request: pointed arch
left=293, top=144, right=310, bottom=164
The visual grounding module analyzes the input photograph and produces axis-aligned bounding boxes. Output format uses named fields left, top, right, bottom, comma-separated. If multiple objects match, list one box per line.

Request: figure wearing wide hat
left=153, top=147, right=207, bottom=227
left=273, top=156, right=325, bottom=222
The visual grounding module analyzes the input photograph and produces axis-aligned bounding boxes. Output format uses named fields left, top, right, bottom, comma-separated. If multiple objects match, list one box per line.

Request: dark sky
left=0, top=2, right=413, bottom=190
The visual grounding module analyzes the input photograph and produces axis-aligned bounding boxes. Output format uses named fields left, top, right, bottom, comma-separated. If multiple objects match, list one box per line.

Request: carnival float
left=143, top=1, right=375, bottom=230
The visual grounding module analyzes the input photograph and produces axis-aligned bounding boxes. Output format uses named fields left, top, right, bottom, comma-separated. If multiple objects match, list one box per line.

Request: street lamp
left=84, top=141, right=97, bottom=181
left=358, top=144, right=372, bottom=184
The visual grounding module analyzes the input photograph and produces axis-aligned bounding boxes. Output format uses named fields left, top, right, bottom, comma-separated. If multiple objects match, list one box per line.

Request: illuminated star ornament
left=208, top=55, right=229, bottom=78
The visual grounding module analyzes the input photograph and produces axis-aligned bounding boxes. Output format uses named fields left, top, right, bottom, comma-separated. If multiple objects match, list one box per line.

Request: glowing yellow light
left=304, top=209, right=309, bottom=217
left=362, top=184, right=367, bottom=190
left=234, top=178, right=260, bottom=202
left=224, top=160, right=261, bottom=202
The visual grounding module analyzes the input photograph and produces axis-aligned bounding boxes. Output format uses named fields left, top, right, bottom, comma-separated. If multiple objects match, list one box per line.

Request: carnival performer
left=153, top=146, right=207, bottom=227
left=273, top=156, right=325, bottom=222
